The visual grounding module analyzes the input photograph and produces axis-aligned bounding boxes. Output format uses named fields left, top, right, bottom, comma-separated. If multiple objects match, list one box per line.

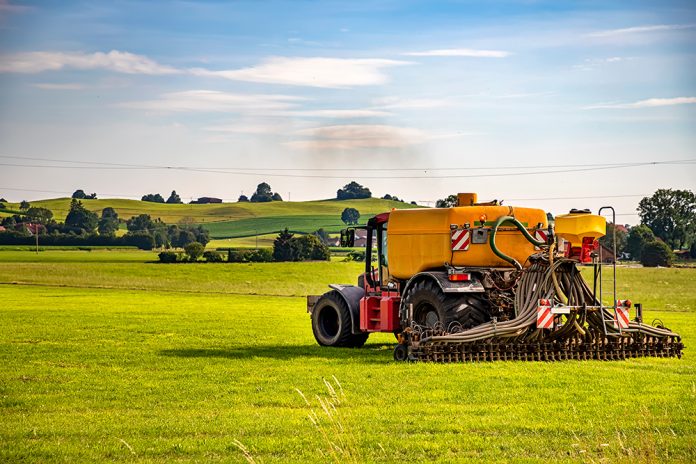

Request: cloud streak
left=588, top=24, right=695, bottom=38
left=288, top=124, right=427, bottom=150
left=403, top=48, right=509, bottom=58
left=0, top=50, right=179, bottom=75
left=119, top=90, right=305, bottom=113
left=192, top=56, right=412, bottom=88
left=584, top=97, right=696, bottom=109
left=1, top=50, right=412, bottom=88
left=33, top=82, right=84, bottom=90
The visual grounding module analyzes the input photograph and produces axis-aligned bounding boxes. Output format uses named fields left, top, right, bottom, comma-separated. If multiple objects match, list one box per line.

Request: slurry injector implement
left=307, top=193, right=683, bottom=362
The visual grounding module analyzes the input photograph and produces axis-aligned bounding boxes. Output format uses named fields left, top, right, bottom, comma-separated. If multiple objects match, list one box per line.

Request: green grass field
left=2, top=197, right=416, bottom=238
left=1, top=250, right=694, bottom=463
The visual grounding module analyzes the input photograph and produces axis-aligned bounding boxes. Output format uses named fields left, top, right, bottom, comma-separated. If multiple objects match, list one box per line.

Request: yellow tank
left=387, top=203, right=548, bottom=279
left=554, top=212, right=606, bottom=246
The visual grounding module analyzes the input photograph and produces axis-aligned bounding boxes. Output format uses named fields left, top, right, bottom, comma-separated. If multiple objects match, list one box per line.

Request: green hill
left=1, top=197, right=419, bottom=239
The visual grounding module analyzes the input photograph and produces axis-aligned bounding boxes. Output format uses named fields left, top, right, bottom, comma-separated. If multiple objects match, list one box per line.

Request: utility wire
left=0, top=154, right=694, bottom=173
left=1, top=159, right=694, bottom=179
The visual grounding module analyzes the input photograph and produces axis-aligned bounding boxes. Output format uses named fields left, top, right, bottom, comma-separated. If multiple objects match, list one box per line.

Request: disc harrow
left=403, top=257, right=684, bottom=362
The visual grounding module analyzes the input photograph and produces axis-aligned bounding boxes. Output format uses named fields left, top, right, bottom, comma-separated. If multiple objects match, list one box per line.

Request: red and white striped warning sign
left=451, top=229, right=471, bottom=251
left=614, top=304, right=630, bottom=329
left=537, top=299, right=554, bottom=329
left=534, top=229, right=548, bottom=250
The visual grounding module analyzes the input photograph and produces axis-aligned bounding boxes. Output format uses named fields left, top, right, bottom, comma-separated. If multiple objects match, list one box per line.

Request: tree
left=341, top=207, right=360, bottom=225
left=184, top=241, right=205, bottom=261
left=273, top=228, right=294, bottom=261
left=271, top=192, right=283, bottom=201
left=250, top=182, right=274, bottom=203
left=25, top=207, right=53, bottom=225
left=19, top=200, right=30, bottom=210
left=336, top=181, right=371, bottom=200
left=238, top=195, right=249, bottom=202
left=98, top=207, right=120, bottom=236
left=436, top=194, right=458, bottom=208
left=141, top=193, right=165, bottom=203
left=638, top=189, right=696, bottom=250
left=65, top=199, right=98, bottom=233
left=126, top=214, right=155, bottom=232
left=166, top=190, right=183, bottom=204
left=72, top=190, right=97, bottom=200
left=0, top=202, right=4, bottom=210
left=312, top=228, right=330, bottom=245
left=626, top=225, right=655, bottom=261
left=640, top=241, right=674, bottom=267
left=599, top=223, right=627, bottom=254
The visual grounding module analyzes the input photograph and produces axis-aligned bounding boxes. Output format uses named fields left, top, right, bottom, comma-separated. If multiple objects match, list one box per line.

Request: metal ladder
left=597, top=206, right=620, bottom=335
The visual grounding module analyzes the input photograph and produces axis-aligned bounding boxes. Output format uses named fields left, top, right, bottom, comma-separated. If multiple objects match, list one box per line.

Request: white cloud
left=285, top=109, right=392, bottom=118
left=372, top=96, right=452, bottom=109
left=33, top=83, right=84, bottom=90
left=583, top=97, right=696, bottom=110
left=288, top=124, right=427, bottom=149
left=403, top=48, right=509, bottom=58
left=205, top=123, right=289, bottom=134
left=0, top=50, right=179, bottom=75
left=588, top=24, right=695, bottom=38
left=192, top=56, right=412, bottom=88
left=120, top=90, right=305, bottom=113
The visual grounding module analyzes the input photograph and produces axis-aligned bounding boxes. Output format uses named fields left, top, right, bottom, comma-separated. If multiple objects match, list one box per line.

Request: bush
left=289, top=234, right=330, bottom=261
left=158, top=251, right=180, bottom=263
left=184, top=241, right=205, bottom=261
left=345, top=250, right=366, bottom=262
left=227, top=248, right=274, bottom=263
left=123, top=231, right=156, bottom=250
left=640, top=241, right=674, bottom=267
left=203, top=250, right=224, bottom=263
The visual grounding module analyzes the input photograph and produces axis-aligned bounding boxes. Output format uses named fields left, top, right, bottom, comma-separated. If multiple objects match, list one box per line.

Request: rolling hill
left=1, top=197, right=420, bottom=239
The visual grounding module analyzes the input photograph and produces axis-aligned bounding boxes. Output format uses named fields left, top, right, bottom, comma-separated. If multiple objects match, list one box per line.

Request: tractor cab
left=341, top=212, right=391, bottom=291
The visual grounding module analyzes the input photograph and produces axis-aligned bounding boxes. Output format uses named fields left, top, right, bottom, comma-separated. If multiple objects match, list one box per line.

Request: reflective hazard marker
left=451, top=229, right=471, bottom=251
left=614, top=300, right=631, bottom=329
left=534, top=229, right=548, bottom=250
left=537, top=299, right=554, bottom=329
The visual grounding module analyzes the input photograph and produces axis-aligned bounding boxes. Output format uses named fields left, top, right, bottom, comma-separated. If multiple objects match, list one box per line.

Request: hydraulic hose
left=489, top=215, right=546, bottom=270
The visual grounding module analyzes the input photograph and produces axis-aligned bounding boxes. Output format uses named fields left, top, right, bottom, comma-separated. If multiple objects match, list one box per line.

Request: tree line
left=0, top=199, right=208, bottom=250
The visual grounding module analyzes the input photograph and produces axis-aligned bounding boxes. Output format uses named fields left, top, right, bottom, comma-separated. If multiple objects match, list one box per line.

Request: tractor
left=306, top=193, right=682, bottom=362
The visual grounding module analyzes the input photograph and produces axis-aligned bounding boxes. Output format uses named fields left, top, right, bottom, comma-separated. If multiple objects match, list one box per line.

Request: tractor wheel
left=311, top=291, right=367, bottom=347
left=393, top=344, right=408, bottom=361
left=402, top=280, right=490, bottom=331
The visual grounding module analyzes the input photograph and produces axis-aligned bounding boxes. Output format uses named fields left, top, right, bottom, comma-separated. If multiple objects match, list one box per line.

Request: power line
left=1, top=159, right=694, bottom=179
left=4, top=153, right=695, bottom=171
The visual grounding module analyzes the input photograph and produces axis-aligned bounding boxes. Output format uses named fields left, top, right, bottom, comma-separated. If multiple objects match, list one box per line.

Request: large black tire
left=402, top=280, right=490, bottom=331
left=311, top=291, right=369, bottom=347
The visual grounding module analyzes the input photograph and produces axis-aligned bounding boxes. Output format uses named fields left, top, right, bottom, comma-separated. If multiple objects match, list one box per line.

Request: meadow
left=1, top=197, right=416, bottom=238
left=1, top=250, right=694, bottom=463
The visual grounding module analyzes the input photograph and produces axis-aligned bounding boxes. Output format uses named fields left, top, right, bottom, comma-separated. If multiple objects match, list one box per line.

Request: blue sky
left=0, top=0, right=694, bottom=221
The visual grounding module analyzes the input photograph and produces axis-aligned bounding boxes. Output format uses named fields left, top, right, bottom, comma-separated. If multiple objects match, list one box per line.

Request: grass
left=3, top=197, right=416, bottom=237
left=0, top=251, right=694, bottom=463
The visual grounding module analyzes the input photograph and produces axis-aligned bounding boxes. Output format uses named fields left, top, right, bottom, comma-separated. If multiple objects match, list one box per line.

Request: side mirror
left=340, top=229, right=355, bottom=247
